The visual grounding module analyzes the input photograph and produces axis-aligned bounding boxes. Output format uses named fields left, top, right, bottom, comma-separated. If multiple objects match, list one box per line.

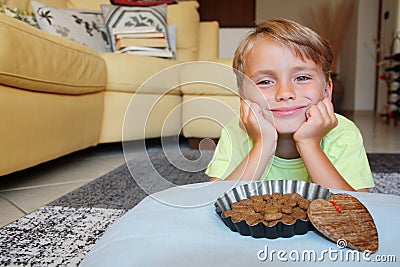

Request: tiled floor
left=1, top=113, right=400, bottom=228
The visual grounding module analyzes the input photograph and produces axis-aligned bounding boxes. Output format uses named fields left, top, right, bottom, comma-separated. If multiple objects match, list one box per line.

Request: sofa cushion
left=67, top=0, right=110, bottom=10
left=167, top=1, right=199, bottom=61
left=0, top=13, right=106, bottom=95
left=100, top=52, right=179, bottom=94
left=0, top=85, right=103, bottom=176
left=198, top=21, right=218, bottom=61
left=182, top=94, right=240, bottom=138
left=179, top=59, right=237, bottom=96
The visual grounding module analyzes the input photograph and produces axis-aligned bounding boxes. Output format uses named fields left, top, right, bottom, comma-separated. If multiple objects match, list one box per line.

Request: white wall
left=218, top=28, right=252, bottom=58
left=354, top=0, right=379, bottom=111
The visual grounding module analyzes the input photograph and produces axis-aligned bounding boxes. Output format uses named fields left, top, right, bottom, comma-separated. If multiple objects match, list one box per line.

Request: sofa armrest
left=198, top=21, right=219, bottom=61
left=0, top=14, right=106, bottom=95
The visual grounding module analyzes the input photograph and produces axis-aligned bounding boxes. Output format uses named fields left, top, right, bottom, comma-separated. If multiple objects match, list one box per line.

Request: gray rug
left=0, top=148, right=399, bottom=266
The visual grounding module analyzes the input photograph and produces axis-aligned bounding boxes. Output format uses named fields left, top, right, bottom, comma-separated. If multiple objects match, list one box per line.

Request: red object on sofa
left=110, top=0, right=176, bottom=6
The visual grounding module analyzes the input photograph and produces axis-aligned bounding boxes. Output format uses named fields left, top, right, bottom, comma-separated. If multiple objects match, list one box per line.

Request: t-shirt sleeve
left=322, top=116, right=375, bottom=190
left=205, top=117, right=250, bottom=179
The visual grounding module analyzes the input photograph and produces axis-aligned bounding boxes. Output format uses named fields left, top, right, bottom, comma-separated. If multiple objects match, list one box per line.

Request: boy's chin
left=275, top=122, right=303, bottom=136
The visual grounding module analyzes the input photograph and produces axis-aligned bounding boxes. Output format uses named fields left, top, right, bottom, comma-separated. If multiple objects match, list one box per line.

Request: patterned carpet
left=0, top=150, right=399, bottom=266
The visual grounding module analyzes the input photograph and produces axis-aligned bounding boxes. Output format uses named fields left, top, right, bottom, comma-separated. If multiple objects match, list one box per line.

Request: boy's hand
left=293, top=98, right=337, bottom=145
left=239, top=99, right=277, bottom=149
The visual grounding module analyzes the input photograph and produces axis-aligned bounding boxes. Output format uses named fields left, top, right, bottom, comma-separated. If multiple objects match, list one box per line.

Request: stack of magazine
left=112, top=25, right=173, bottom=58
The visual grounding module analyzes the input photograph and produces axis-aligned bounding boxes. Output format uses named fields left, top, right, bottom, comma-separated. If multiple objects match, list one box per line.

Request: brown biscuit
left=232, top=199, right=253, bottom=208
left=241, top=198, right=254, bottom=205
left=272, top=192, right=282, bottom=199
left=265, top=220, right=279, bottom=227
left=231, top=201, right=248, bottom=209
left=281, top=205, right=293, bottom=214
left=297, top=198, right=310, bottom=210
left=257, top=205, right=272, bottom=215
left=251, top=195, right=264, bottom=202
left=292, top=208, right=308, bottom=220
left=232, top=206, right=255, bottom=215
left=292, top=207, right=303, bottom=213
left=286, top=198, right=298, bottom=207
left=262, top=194, right=272, bottom=201
left=270, top=199, right=283, bottom=209
left=264, top=212, right=283, bottom=222
left=282, top=193, right=293, bottom=200
left=263, top=205, right=279, bottom=214
left=290, top=193, right=303, bottom=200
left=280, top=214, right=296, bottom=225
left=252, top=202, right=267, bottom=213
left=223, top=210, right=235, bottom=217
left=245, top=213, right=264, bottom=226
left=231, top=212, right=247, bottom=223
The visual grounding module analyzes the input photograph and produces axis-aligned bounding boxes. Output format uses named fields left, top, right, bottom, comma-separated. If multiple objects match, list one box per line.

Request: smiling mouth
left=269, top=106, right=308, bottom=117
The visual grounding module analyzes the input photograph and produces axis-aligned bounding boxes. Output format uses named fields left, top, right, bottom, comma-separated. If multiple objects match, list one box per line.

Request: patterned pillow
left=0, top=4, right=38, bottom=28
left=30, top=1, right=111, bottom=52
left=101, top=4, right=172, bottom=56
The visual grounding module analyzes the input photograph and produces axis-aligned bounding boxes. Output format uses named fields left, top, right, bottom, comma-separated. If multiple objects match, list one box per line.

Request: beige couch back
left=4, top=0, right=201, bottom=61
left=3, top=0, right=109, bottom=10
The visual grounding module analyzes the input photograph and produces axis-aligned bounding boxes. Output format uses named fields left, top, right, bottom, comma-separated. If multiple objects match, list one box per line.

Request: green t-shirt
left=205, top=114, right=375, bottom=190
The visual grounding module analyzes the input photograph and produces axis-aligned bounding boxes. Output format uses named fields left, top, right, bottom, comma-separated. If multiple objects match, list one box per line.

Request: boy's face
left=242, top=39, right=332, bottom=135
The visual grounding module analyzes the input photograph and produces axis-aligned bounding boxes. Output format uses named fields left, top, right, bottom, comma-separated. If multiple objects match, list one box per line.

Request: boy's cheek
left=309, top=92, right=327, bottom=105
left=242, top=89, right=270, bottom=109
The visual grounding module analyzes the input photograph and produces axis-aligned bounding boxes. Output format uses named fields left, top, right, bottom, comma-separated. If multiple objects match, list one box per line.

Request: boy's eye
left=256, top=80, right=273, bottom=85
left=295, top=76, right=310, bottom=82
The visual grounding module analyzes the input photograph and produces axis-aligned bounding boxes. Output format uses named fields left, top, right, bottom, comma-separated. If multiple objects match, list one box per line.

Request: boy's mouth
left=269, top=105, right=308, bottom=117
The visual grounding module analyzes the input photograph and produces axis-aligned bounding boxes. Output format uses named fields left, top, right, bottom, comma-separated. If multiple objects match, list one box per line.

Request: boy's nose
left=275, top=84, right=295, bottom=101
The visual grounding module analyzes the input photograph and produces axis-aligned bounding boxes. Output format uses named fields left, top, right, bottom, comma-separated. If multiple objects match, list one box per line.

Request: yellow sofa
left=0, top=0, right=237, bottom=176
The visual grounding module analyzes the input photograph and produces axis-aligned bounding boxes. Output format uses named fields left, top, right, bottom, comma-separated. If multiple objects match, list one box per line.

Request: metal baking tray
left=214, top=180, right=332, bottom=239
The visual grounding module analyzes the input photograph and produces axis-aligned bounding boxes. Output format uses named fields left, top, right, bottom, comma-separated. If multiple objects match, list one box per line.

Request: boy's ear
left=324, top=78, right=333, bottom=100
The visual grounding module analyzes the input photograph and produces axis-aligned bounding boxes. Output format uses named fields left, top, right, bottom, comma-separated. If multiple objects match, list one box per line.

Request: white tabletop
left=81, top=181, right=400, bottom=266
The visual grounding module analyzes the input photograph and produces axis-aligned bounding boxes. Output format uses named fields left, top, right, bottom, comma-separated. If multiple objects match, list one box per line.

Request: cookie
left=245, top=213, right=264, bottom=226
left=223, top=209, right=235, bottom=217
left=251, top=195, right=264, bottom=202
left=297, top=198, right=310, bottom=210
left=264, top=212, right=283, bottom=222
left=292, top=207, right=308, bottom=220
left=280, top=214, right=296, bottom=225
left=263, top=205, right=279, bottom=214
left=262, top=194, right=272, bottom=201
left=308, top=194, right=379, bottom=253
left=233, top=206, right=255, bottom=215
left=232, top=199, right=252, bottom=208
left=281, top=205, right=293, bottom=214
left=272, top=192, right=282, bottom=199
left=264, top=220, right=279, bottom=227
left=230, top=212, right=246, bottom=223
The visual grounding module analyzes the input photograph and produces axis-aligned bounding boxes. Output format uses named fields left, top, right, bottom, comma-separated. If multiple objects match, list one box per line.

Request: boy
left=205, top=18, right=374, bottom=192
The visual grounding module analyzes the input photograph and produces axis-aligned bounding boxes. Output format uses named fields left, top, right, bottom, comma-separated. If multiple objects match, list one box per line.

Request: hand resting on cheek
left=239, top=99, right=277, bottom=151
left=293, top=97, right=338, bottom=146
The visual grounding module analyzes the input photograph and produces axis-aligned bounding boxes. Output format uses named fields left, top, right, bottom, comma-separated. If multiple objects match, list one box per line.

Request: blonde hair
left=233, top=18, right=333, bottom=91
